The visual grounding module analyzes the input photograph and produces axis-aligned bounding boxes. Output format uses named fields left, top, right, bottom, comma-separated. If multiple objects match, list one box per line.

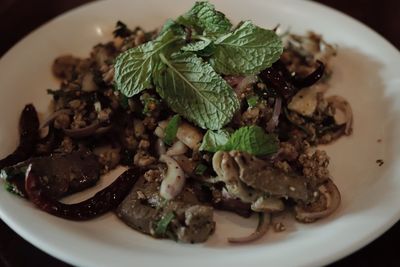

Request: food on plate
left=0, top=1, right=352, bottom=243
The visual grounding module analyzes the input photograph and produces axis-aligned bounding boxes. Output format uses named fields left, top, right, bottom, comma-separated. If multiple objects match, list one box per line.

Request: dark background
left=0, top=0, right=399, bottom=266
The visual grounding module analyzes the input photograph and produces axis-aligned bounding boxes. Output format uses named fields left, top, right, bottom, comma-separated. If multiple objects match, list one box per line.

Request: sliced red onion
left=94, top=125, right=113, bottom=135
left=63, top=121, right=101, bottom=138
left=295, top=179, right=341, bottom=223
left=228, top=213, right=270, bottom=244
left=40, top=109, right=72, bottom=129
left=266, top=98, right=282, bottom=133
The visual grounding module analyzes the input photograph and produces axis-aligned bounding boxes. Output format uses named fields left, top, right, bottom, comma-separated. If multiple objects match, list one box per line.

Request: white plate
left=1, top=0, right=400, bottom=266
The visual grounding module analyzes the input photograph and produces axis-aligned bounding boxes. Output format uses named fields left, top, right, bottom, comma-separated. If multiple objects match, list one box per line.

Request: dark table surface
left=0, top=0, right=399, bottom=266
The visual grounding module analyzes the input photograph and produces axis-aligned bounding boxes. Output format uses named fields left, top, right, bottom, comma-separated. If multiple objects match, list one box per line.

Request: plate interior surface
left=0, top=1, right=400, bottom=266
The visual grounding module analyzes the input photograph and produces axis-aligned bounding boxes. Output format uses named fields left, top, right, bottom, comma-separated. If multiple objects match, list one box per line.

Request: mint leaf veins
left=210, top=21, right=283, bottom=75
left=155, top=52, right=239, bottom=130
left=114, top=29, right=183, bottom=97
left=201, top=126, right=279, bottom=156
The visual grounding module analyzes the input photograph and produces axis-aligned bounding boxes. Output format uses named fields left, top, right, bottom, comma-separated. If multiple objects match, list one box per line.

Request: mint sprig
left=114, top=1, right=283, bottom=130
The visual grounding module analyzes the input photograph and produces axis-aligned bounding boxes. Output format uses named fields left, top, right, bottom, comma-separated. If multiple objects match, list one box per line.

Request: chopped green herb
left=246, top=95, right=260, bottom=108
left=4, top=182, right=24, bottom=197
left=155, top=212, right=175, bottom=236
left=163, top=114, right=181, bottom=145
left=194, top=163, right=208, bottom=175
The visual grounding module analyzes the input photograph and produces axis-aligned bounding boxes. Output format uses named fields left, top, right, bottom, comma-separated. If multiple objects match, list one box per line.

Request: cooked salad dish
left=0, top=2, right=352, bottom=244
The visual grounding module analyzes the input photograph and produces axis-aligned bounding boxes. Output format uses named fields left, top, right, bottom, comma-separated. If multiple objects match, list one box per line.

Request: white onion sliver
left=266, top=97, right=282, bottom=133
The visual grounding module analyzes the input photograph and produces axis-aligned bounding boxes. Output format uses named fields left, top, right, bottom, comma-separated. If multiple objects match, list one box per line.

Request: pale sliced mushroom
left=288, top=84, right=327, bottom=117
left=159, top=154, right=186, bottom=200
left=212, top=151, right=257, bottom=203
left=176, top=122, right=203, bottom=150
left=172, top=155, right=197, bottom=174
left=166, top=141, right=188, bottom=156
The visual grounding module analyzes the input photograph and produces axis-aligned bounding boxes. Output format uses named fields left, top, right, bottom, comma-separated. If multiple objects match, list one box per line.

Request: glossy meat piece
left=117, top=175, right=215, bottom=243
left=231, top=151, right=313, bottom=202
left=2, top=151, right=100, bottom=198
left=25, top=168, right=140, bottom=220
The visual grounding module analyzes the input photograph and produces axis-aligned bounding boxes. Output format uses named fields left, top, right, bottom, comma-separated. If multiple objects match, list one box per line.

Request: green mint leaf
left=182, top=39, right=212, bottom=52
left=176, top=1, right=232, bottom=36
left=155, top=212, right=175, bottom=236
left=199, top=129, right=231, bottom=152
left=155, top=52, right=239, bottom=130
left=210, top=21, right=283, bottom=75
left=222, top=126, right=279, bottom=156
left=114, top=29, right=183, bottom=97
left=163, top=114, right=181, bottom=145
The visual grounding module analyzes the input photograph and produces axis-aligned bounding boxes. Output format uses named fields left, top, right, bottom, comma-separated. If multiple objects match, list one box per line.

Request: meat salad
left=0, top=1, right=352, bottom=244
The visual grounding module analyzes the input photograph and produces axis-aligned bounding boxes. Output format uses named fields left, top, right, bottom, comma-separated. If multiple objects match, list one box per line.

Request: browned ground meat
left=299, top=150, right=330, bottom=187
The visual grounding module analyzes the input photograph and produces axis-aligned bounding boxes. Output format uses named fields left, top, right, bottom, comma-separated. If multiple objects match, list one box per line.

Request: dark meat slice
left=25, top=168, right=139, bottom=221
left=2, top=151, right=100, bottom=198
left=230, top=151, right=315, bottom=203
left=116, top=175, right=215, bottom=243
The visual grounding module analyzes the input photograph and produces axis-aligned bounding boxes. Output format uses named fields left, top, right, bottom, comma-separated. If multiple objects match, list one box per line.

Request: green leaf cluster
left=200, top=126, right=279, bottom=156
left=114, top=1, right=283, bottom=130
